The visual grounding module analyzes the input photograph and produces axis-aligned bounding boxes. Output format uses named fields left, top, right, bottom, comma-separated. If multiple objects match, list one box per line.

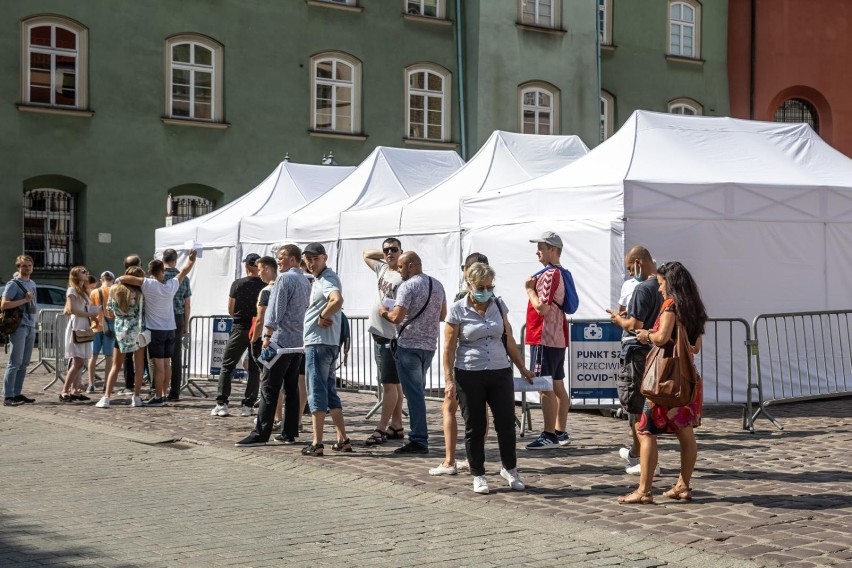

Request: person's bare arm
left=119, top=275, right=145, bottom=287
left=175, top=250, right=197, bottom=282
left=442, top=322, right=459, bottom=400
left=317, top=290, right=343, bottom=328
left=525, top=276, right=551, bottom=316
left=382, top=304, right=408, bottom=324
left=504, top=318, right=533, bottom=381
left=362, top=249, right=384, bottom=271
left=183, top=297, right=191, bottom=333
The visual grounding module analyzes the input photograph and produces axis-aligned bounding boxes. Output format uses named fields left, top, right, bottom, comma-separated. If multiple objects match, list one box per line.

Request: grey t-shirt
left=622, top=275, right=663, bottom=346
left=367, top=261, right=403, bottom=339
left=394, top=273, right=445, bottom=351
left=303, top=267, right=343, bottom=346
left=2, top=279, right=37, bottom=327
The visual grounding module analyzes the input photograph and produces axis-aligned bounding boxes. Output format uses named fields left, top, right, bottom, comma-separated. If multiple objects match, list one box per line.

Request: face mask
left=472, top=289, right=493, bottom=303
left=633, top=261, right=646, bottom=282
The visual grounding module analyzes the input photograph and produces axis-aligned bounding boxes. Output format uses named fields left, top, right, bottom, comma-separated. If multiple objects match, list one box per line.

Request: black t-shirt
left=229, top=276, right=265, bottom=325
left=624, top=276, right=664, bottom=345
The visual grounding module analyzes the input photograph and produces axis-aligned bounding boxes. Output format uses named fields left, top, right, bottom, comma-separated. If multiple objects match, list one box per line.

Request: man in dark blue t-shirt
left=609, top=246, right=663, bottom=476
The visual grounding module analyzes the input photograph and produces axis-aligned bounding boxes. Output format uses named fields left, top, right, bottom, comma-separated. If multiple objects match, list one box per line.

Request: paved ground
left=2, top=354, right=851, bottom=567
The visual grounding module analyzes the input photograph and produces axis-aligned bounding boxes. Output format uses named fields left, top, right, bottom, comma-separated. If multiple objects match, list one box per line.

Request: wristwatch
left=263, top=334, right=272, bottom=339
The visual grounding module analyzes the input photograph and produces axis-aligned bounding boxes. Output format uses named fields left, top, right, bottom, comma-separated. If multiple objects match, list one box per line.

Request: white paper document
left=183, top=240, right=204, bottom=258
left=260, top=347, right=305, bottom=369
left=513, top=375, right=553, bottom=392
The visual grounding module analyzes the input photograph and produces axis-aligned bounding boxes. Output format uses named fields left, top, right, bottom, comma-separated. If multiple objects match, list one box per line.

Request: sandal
left=617, top=490, right=654, bottom=505
left=365, top=429, right=387, bottom=446
left=387, top=426, right=405, bottom=440
left=301, top=443, right=324, bottom=457
left=662, top=484, right=692, bottom=501
left=332, top=438, right=353, bottom=452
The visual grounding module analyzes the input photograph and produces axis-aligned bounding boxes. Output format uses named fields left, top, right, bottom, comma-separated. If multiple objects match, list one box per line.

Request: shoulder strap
left=398, top=277, right=433, bottom=337
left=98, top=289, right=109, bottom=316
left=13, top=279, right=28, bottom=295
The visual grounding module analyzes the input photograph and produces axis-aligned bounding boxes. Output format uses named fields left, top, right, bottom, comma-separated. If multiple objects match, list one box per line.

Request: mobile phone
left=625, top=329, right=637, bottom=335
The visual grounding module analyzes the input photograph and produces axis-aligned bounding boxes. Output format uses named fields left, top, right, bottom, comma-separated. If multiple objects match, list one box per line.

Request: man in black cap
left=211, top=253, right=266, bottom=417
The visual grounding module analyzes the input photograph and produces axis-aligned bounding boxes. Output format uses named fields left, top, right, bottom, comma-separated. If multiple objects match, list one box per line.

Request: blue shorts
left=529, top=345, right=566, bottom=381
left=93, top=332, right=116, bottom=356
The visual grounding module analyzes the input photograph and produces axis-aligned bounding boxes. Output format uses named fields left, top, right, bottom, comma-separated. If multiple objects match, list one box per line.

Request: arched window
left=519, top=82, right=560, bottom=135
left=168, top=195, right=215, bottom=224
left=668, top=97, right=703, bottom=116
left=23, top=189, right=75, bottom=270
left=21, top=16, right=88, bottom=108
left=519, top=0, right=559, bottom=29
left=311, top=52, right=362, bottom=134
left=406, top=64, right=451, bottom=141
left=166, top=35, right=223, bottom=121
left=669, top=1, right=701, bottom=59
left=774, top=98, right=819, bottom=133
left=601, top=90, right=615, bottom=141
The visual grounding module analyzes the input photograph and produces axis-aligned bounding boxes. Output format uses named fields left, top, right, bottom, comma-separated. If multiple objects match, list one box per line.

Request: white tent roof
left=338, top=130, right=589, bottom=238
left=155, top=161, right=355, bottom=250
left=461, top=111, right=852, bottom=228
left=240, top=146, right=463, bottom=244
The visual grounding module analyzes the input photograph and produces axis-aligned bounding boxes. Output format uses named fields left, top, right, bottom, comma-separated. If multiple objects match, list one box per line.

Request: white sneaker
left=211, top=405, right=220, bottom=416
left=131, top=396, right=143, bottom=407
left=500, top=467, right=526, bottom=490
left=428, top=462, right=458, bottom=476
left=619, top=447, right=640, bottom=467
left=456, top=459, right=470, bottom=473
left=625, top=462, right=661, bottom=477
left=473, top=475, right=490, bottom=494
left=240, top=405, right=253, bottom=417
left=216, top=404, right=230, bottom=417
left=94, top=396, right=110, bottom=409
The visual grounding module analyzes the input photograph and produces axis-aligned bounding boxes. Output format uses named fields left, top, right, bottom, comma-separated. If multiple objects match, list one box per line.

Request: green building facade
left=1, top=0, right=728, bottom=284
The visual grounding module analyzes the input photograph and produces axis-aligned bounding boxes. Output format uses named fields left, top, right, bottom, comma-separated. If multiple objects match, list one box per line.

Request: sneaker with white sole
left=86, top=384, right=96, bottom=394
left=625, top=462, right=661, bottom=477
left=94, top=396, right=110, bottom=409
left=211, top=404, right=229, bottom=417
left=240, top=405, right=253, bottom=417
left=500, top=467, right=526, bottom=490
left=131, top=396, right=143, bottom=407
left=556, top=432, right=571, bottom=447
left=428, top=462, right=458, bottom=476
left=526, top=432, right=559, bottom=450
left=473, top=475, right=490, bottom=494
left=619, top=447, right=640, bottom=467
left=456, top=459, right=470, bottom=473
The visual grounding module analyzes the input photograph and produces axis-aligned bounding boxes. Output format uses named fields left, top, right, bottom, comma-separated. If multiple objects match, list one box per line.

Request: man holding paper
left=235, top=245, right=310, bottom=447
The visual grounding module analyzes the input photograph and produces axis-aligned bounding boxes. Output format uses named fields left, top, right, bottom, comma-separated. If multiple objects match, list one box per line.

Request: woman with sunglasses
left=619, top=261, right=707, bottom=504
left=60, top=266, right=100, bottom=402
left=442, top=262, right=533, bottom=494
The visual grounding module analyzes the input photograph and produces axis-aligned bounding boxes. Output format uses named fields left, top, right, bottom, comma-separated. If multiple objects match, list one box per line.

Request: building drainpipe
left=749, top=0, right=756, bottom=119
left=455, top=0, right=467, bottom=160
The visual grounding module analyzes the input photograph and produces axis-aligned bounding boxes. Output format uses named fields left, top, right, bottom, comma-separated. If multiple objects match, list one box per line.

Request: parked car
left=36, top=284, right=67, bottom=316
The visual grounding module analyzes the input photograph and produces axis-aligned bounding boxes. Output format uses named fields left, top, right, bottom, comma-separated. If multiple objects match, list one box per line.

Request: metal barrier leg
left=752, top=403, right=783, bottom=430
left=183, top=379, right=209, bottom=398
left=365, top=384, right=383, bottom=419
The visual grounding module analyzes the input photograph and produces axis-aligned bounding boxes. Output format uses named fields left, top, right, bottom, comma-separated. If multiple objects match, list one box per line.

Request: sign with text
left=209, top=317, right=247, bottom=378
left=569, top=321, right=621, bottom=400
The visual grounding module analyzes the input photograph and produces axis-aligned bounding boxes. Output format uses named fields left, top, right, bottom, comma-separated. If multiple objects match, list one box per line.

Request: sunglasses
left=80, top=269, right=89, bottom=274
left=383, top=247, right=400, bottom=254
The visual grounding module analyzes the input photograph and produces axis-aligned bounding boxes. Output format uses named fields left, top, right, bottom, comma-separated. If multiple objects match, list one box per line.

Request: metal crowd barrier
left=31, top=309, right=71, bottom=391
left=751, top=309, right=852, bottom=431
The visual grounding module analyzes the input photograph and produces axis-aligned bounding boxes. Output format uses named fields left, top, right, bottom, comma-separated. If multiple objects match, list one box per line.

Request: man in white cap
left=524, top=231, right=571, bottom=450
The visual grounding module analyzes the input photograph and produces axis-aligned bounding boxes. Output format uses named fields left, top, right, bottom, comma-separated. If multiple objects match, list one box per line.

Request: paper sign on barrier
left=514, top=375, right=553, bottom=392
left=209, top=317, right=247, bottom=378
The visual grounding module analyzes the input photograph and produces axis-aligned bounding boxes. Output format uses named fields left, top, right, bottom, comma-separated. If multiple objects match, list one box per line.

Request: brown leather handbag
left=640, top=319, right=698, bottom=408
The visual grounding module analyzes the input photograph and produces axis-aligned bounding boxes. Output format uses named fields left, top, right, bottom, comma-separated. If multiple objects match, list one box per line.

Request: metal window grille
left=774, top=98, right=819, bottom=133
left=23, top=189, right=75, bottom=271
left=169, top=196, right=214, bottom=224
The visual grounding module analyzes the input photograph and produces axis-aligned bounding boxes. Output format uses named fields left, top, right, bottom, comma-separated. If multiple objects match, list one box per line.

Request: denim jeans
left=394, top=347, right=433, bottom=448
left=305, top=344, right=341, bottom=413
left=3, top=324, right=36, bottom=398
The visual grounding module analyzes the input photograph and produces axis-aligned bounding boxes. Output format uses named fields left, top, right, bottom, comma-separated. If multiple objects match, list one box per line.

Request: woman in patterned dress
left=60, top=266, right=100, bottom=402
left=618, top=261, right=707, bottom=504
left=95, top=267, right=146, bottom=408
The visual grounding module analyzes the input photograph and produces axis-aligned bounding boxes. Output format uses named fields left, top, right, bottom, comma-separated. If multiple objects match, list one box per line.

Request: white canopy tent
left=154, top=161, right=355, bottom=316
left=461, top=111, right=852, bottom=403
left=335, top=131, right=589, bottom=318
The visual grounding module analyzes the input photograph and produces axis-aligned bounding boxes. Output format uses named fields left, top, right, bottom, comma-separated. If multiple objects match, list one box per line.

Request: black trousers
left=216, top=322, right=260, bottom=406
left=253, top=353, right=302, bottom=441
left=168, top=313, right=185, bottom=399
left=123, top=348, right=150, bottom=390
left=455, top=367, right=517, bottom=477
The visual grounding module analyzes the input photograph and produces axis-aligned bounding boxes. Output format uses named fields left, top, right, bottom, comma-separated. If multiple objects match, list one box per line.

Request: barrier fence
left=32, top=309, right=70, bottom=391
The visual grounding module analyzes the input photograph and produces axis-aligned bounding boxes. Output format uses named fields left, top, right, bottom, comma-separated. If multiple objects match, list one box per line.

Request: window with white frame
left=21, top=16, right=88, bottom=109
left=166, top=36, right=223, bottom=121
left=668, top=98, right=703, bottom=115
left=519, top=82, right=559, bottom=135
left=406, top=0, right=442, bottom=17
left=519, top=0, right=559, bottom=29
left=406, top=65, right=451, bottom=141
left=598, top=0, right=612, bottom=45
left=23, top=189, right=75, bottom=270
left=601, top=90, right=615, bottom=141
left=669, top=1, right=701, bottom=58
left=311, top=52, right=361, bottom=133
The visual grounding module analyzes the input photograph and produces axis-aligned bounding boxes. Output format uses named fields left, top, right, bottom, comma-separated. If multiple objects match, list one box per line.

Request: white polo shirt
left=141, top=277, right=180, bottom=331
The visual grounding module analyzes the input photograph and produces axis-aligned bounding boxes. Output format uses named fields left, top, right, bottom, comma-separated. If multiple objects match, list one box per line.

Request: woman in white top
left=60, top=266, right=100, bottom=402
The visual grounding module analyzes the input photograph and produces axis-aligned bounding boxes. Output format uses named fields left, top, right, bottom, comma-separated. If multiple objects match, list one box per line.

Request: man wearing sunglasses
left=362, top=238, right=406, bottom=446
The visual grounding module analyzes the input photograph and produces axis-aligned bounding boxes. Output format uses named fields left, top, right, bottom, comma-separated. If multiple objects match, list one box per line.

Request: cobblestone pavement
left=3, top=356, right=851, bottom=567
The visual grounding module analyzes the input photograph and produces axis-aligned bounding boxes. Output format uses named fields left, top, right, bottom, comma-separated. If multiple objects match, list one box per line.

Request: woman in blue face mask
left=442, top=262, right=534, bottom=495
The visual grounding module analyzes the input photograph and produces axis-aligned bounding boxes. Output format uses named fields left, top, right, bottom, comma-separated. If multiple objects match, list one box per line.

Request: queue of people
left=2, top=232, right=706, bottom=501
